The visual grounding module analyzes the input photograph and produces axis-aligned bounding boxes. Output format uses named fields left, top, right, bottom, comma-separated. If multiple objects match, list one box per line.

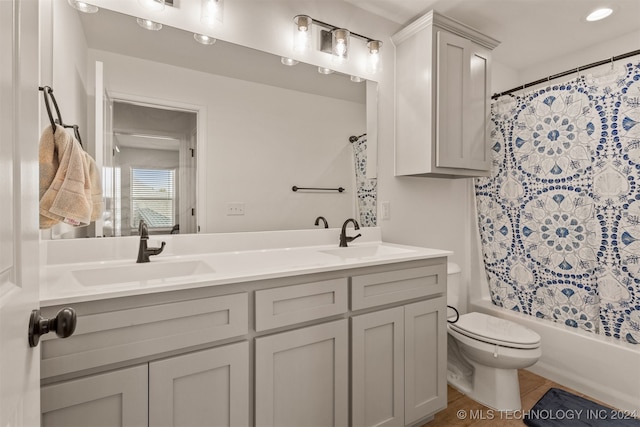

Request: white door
left=0, top=0, right=42, bottom=425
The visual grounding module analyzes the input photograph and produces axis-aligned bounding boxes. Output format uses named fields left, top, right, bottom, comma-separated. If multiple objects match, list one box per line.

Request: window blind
left=131, top=168, right=175, bottom=228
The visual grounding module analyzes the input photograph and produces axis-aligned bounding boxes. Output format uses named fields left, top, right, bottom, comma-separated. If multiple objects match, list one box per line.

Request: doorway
left=105, top=101, right=198, bottom=236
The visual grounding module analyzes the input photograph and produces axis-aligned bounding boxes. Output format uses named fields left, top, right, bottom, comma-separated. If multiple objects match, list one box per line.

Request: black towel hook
left=38, top=86, right=61, bottom=133
left=38, top=86, right=83, bottom=149
left=64, top=124, right=83, bottom=149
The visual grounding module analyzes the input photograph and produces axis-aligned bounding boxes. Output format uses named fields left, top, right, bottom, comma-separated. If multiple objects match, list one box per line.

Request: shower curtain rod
left=491, top=49, right=640, bottom=100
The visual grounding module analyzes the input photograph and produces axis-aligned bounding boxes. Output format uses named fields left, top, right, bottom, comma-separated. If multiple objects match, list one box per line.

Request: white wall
left=88, top=49, right=365, bottom=232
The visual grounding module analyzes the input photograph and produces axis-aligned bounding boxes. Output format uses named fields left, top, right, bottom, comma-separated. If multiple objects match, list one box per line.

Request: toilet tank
left=447, top=262, right=462, bottom=309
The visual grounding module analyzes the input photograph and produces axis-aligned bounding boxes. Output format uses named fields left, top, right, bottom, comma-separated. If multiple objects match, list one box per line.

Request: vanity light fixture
left=137, top=18, right=163, bottom=31
left=367, top=40, right=383, bottom=73
left=194, top=34, right=216, bottom=45
left=281, top=57, right=299, bottom=66
left=293, top=15, right=312, bottom=52
left=201, top=0, right=224, bottom=27
left=67, top=0, right=98, bottom=13
left=318, top=67, right=334, bottom=75
left=138, top=0, right=165, bottom=12
left=586, top=7, right=613, bottom=21
left=291, top=15, right=382, bottom=72
left=332, top=28, right=350, bottom=62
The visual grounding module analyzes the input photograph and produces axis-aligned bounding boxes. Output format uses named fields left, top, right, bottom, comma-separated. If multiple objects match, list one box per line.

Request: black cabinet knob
left=28, top=307, right=77, bottom=348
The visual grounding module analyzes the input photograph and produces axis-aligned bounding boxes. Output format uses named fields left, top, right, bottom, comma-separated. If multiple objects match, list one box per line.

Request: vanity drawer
left=255, top=278, right=348, bottom=331
left=351, top=264, right=446, bottom=310
left=41, top=292, right=249, bottom=379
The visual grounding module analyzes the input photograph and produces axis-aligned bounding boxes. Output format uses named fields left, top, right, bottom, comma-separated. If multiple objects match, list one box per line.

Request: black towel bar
left=292, top=186, right=345, bottom=193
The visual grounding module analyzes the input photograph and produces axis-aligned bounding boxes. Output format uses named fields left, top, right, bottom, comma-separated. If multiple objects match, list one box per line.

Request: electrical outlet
left=381, top=201, right=390, bottom=220
left=226, top=202, right=245, bottom=216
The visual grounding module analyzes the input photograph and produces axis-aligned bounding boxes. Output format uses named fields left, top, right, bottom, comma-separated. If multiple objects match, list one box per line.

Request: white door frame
left=107, top=90, right=207, bottom=234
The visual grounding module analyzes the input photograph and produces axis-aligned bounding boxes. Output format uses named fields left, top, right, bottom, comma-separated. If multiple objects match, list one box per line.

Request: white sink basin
left=71, top=260, right=214, bottom=286
left=320, top=244, right=415, bottom=260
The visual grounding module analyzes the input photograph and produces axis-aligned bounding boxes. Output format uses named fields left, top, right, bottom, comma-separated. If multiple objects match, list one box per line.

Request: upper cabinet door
left=436, top=31, right=491, bottom=172
left=465, top=45, right=492, bottom=171
left=393, top=10, right=499, bottom=178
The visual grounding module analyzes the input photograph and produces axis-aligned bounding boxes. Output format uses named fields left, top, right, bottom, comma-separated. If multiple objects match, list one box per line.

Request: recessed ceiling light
left=350, top=76, right=363, bottom=83
left=136, top=18, right=162, bottom=31
left=318, top=67, right=334, bottom=75
left=67, top=0, right=98, bottom=13
left=586, top=7, right=613, bottom=22
left=194, top=34, right=216, bottom=45
left=281, top=57, right=299, bottom=66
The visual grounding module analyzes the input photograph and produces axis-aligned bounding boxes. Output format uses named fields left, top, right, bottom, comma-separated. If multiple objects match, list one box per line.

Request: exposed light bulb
left=201, top=0, right=224, bottom=27
left=586, top=7, right=613, bottom=21
left=331, top=29, right=349, bottom=62
left=367, top=40, right=383, bottom=74
left=281, top=57, right=299, bottom=66
left=67, top=0, right=98, bottom=13
left=293, top=15, right=312, bottom=52
left=138, top=0, right=165, bottom=12
left=136, top=18, right=162, bottom=31
left=194, top=34, right=216, bottom=45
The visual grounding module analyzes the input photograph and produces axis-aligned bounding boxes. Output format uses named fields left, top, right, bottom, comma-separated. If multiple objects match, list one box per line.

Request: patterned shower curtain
left=352, top=135, right=377, bottom=227
left=475, top=60, right=640, bottom=345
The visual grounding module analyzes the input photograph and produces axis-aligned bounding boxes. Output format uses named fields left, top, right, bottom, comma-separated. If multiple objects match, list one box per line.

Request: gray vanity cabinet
left=352, top=307, right=405, bottom=427
left=41, top=343, right=250, bottom=427
left=40, top=258, right=447, bottom=427
left=149, top=342, right=250, bottom=427
left=41, top=364, right=148, bottom=427
left=255, top=320, right=349, bottom=427
left=349, top=263, right=447, bottom=425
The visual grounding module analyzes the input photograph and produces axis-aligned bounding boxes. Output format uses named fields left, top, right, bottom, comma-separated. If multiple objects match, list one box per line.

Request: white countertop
left=40, top=228, right=451, bottom=306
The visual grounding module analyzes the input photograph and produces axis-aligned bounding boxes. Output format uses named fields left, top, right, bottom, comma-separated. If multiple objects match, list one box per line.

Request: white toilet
left=447, top=263, right=542, bottom=411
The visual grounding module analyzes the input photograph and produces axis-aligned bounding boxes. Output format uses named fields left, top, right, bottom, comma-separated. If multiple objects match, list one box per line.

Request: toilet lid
left=449, top=312, right=541, bottom=348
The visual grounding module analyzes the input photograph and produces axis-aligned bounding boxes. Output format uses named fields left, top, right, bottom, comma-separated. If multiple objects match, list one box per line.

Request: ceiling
left=345, top=0, right=640, bottom=71
left=79, top=8, right=366, bottom=104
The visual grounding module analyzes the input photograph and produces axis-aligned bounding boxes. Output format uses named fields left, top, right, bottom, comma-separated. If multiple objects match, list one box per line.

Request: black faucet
left=137, top=220, right=166, bottom=263
left=314, top=216, right=329, bottom=229
left=339, top=218, right=361, bottom=247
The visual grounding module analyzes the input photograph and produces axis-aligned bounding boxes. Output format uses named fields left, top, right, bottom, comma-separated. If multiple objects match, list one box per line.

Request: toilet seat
left=448, top=312, right=541, bottom=349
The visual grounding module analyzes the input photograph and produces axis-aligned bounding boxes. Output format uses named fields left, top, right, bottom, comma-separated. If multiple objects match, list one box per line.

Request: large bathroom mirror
left=47, top=3, right=377, bottom=238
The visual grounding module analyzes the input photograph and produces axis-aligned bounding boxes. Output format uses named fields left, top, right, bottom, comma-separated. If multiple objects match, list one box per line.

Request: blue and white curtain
left=475, top=61, right=640, bottom=345
left=352, top=135, right=377, bottom=227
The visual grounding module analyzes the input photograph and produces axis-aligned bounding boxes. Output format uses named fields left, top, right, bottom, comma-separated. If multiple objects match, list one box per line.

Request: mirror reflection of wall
left=108, top=102, right=197, bottom=237
left=44, top=2, right=375, bottom=238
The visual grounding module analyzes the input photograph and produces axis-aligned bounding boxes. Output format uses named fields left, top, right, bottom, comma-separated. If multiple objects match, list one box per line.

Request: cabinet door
left=352, top=307, right=404, bottom=427
left=41, top=365, right=148, bottom=427
left=255, top=319, right=348, bottom=427
left=436, top=30, right=491, bottom=171
left=404, top=297, right=447, bottom=424
left=465, top=44, right=491, bottom=171
left=149, top=342, right=249, bottom=427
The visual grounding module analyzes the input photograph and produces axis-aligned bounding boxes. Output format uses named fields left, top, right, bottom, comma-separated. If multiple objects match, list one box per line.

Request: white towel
left=39, top=126, right=102, bottom=228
